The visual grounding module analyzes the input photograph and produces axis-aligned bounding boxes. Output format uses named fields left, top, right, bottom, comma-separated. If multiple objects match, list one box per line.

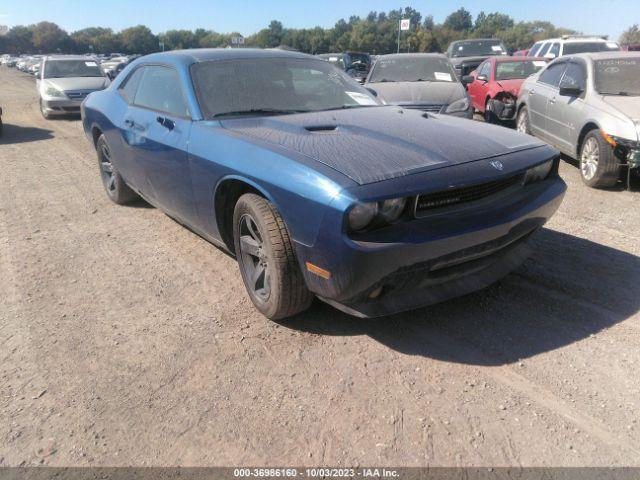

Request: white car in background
left=528, top=35, right=620, bottom=60
left=36, top=55, right=110, bottom=119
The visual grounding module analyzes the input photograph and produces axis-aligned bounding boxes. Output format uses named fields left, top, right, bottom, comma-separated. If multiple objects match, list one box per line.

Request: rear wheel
left=580, top=130, right=620, bottom=188
left=233, top=193, right=313, bottom=320
left=516, top=106, right=530, bottom=134
left=96, top=134, right=139, bottom=204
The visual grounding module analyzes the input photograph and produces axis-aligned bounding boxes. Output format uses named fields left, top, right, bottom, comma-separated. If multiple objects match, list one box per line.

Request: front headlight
left=524, top=159, right=553, bottom=184
left=348, top=202, right=378, bottom=231
left=379, top=197, right=406, bottom=222
left=45, top=87, right=65, bottom=98
left=445, top=96, right=470, bottom=114
left=348, top=197, right=407, bottom=232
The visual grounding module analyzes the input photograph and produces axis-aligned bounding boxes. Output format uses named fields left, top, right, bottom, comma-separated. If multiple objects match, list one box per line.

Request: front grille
left=415, top=174, right=522, bottom=215
left=65, top=90, right=93, bottom=100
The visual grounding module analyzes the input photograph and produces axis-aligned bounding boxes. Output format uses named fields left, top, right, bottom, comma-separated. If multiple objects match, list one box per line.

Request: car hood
left=43, top=77, right=108, bottom=92
left=220, top=106, right=546, bottom=185
left=493, top=78, right=526, bottom=96
left=602, top=95, right=640, bottom=122
left=367, top=81, right=465, bottom=106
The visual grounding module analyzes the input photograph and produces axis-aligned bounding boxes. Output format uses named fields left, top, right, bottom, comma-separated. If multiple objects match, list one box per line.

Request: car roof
left=376, top=53, right=447, bottom=60
left=539, top=37, right=611, bottom=43
left=130, top=48, right=317, bottom=69
left=492, top=56, right=545, bottom=63
left=44, top=55, right=95, bottom=61
left=566, top=51, right=640, bottom=61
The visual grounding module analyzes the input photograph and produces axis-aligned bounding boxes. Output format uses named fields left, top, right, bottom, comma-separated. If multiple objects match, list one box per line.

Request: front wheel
left=39, top=99, right=51, bottom=120
left=233, top=193, right=313, bottom=320
left=516, top=106, right=530, bottom=134
left=580, top=130, right=620, bottom=188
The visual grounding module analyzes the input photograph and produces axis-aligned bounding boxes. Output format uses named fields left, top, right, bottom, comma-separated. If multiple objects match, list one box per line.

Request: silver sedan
left=516, top=52, right=640, bottom=188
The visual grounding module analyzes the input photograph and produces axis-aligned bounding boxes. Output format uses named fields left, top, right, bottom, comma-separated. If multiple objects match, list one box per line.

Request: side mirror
left=461, top=75, right=474, bottom=85
left=365, top=87, right=377, bottom=97
left=476, top=74, right=488, bottom=83
left=559, top=85, right=583, bottom=97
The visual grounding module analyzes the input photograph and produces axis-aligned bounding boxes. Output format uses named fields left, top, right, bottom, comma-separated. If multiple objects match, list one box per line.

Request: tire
left=579, top=130, right=620, bottom=188
left=484, top=99, right=497, bottom=124
left=96, top=134, right=139, bottom=204
left=516, top=106, right=530, bottom=135
left=39, top=98, right=51, bottom=120
left=233, top=193, right=313, bottom=320
left=0, top=117, right=3, bottom=137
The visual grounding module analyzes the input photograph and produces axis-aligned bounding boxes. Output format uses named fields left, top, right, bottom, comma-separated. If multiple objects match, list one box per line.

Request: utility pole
left=397, top=19, right=401, bottom=54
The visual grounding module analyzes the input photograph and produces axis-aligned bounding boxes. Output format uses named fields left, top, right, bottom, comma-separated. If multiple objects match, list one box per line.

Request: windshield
left=495, top=60, right=547, bottom=80
left=451, top=40, right=505, bottom=58
left=43, top=60, right=104, bottom=78
left=369, top=56, right=456, bottom=83
left=594, top=57, right=640, bottom=96
left=191, top=57, right=381, bottom=119
left=564, top=42, right=620, bottom=55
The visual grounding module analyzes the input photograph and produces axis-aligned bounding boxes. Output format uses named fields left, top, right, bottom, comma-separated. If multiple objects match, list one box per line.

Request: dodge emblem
left=490, top=160, right=504, bottom=171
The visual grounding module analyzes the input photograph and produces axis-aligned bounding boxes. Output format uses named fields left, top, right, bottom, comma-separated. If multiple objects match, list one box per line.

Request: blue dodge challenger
left=81, top=49, right=566, bottom=319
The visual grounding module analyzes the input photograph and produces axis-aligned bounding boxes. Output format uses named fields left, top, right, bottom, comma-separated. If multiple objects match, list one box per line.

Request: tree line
left=1, top=7, right=639, bottom=56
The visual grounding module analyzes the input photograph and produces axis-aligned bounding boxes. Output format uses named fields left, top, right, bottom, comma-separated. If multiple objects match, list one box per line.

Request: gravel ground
left=1, top=67, right=639, bottom=467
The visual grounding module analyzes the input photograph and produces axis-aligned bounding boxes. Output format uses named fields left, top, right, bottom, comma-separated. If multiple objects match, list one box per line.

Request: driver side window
left=133, top=66, right=190, bottom=118
left=478, top=61, right=491, bottom=78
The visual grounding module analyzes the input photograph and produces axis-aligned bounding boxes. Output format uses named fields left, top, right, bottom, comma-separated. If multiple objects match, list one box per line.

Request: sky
left=0, top=0, right=636, bottom=41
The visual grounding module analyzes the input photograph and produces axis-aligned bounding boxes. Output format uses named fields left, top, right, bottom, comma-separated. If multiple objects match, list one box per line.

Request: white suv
left=528, top=35, right=620, bottom=60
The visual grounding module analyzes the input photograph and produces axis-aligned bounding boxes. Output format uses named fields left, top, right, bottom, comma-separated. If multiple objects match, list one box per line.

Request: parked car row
left=2, top=53, right=135, bottom=80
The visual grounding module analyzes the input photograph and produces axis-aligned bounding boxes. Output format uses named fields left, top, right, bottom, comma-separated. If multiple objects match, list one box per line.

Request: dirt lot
left=1, top=66, right=639, bottom=467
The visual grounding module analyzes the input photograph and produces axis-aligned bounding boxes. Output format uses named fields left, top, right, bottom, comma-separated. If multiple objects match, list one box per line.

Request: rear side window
left=538, top=43, right=552, bottom=57
left=134, top=66, right=190, bottom=117
left=539, top=62, right=567, bottom=87
left=529, top=42, right=542, bottom=57
left=119, top=67, right=144, bottom=102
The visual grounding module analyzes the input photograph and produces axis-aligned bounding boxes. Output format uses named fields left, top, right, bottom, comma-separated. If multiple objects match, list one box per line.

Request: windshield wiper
left=212, top=108, right=308, bottom=118
left=322, top=105, right=377, bottom=112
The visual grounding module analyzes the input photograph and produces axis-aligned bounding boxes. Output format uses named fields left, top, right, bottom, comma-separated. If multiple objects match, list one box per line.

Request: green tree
left=31, top=21, right=71, bottom=52
left=620, top=24, right=640, bottom=45
left=120, top=25, right=157, bottom=54
left=443, top=7, right=473, bottom=31
left=5, top=25, right=33, bottom=53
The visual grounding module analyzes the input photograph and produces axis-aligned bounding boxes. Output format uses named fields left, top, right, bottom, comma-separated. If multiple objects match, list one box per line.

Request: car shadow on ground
left=278, top=228, right=640, bottom=366
left=0, top=123, right=54, bottom=144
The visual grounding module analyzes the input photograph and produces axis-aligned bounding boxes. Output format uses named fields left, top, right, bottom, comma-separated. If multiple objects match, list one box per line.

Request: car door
left=467, top=61, right=491, bottom=111
left=546, top=60, right=587, bottom=154
left=528, top=61, right=567, bottom=140
left=124, top=65, right=196, bottom=224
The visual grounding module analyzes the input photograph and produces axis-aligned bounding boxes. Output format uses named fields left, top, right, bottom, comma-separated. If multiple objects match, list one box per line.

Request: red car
left=462, top=56, right=547, bottom=123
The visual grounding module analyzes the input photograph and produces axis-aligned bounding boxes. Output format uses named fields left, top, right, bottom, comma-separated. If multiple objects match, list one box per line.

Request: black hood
left=220, top=106, right=546, bottom=185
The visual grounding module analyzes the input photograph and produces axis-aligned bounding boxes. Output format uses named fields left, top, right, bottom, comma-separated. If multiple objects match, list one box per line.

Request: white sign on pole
left=400, top=19, right=410, bottom=31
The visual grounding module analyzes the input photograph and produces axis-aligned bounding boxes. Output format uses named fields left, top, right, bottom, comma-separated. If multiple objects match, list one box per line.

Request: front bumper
left=294, top=170, right=566, bottom=318
left=40, top=97, right=82, bottom=115
left=488, top=97, right=517, bottom=121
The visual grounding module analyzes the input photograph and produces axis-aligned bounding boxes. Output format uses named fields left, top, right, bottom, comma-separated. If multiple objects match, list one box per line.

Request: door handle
left=157, top=116, right=175, bottom=131
left=549, top=97, right=556, bottom=104
left=124, top=118, right=135, bottom=127
left=529, top=89, right=535, bottom=96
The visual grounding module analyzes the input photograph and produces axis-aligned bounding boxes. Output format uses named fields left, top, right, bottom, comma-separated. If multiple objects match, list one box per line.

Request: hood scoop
left=304, top=125, right=338, bottom=133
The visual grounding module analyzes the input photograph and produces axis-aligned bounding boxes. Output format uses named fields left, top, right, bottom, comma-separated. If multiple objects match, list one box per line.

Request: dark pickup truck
left=446, top=38, right=508, bottom=77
